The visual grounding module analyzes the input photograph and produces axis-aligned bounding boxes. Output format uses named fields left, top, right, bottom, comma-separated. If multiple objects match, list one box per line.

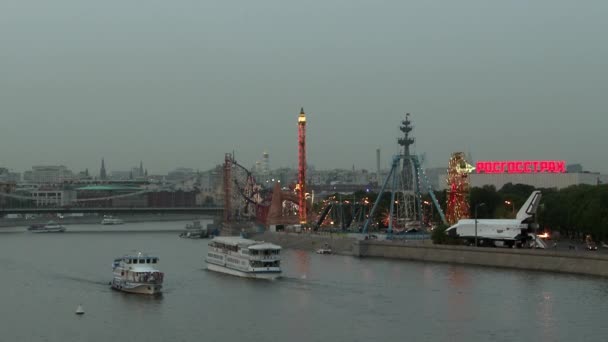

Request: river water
left=1, top=221, right=607, bottom=342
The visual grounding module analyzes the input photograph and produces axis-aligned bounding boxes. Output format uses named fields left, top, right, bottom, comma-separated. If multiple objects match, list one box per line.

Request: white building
left=23, top=166, right=74, bottom=184
left=31, top=189, right=77, bottom=206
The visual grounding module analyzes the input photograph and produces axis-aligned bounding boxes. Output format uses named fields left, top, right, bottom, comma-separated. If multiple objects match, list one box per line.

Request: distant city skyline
left=1, top=0, right=606, bottom=174
left=0, top=155, right=600, bottom=178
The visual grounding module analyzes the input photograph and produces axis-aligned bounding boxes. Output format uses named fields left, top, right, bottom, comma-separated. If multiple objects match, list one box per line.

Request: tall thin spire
left=398, top=113, right=415, bottom=191
left=100, top=158, right=107, bottom=180
left=297, top=107, right=307, bottom=224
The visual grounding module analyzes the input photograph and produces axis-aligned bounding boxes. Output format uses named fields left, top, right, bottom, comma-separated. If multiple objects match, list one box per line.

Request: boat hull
left=101, top=221, right=124, bottom=225
left=179, top=230, right=208, bottom=239
left=111, top=278, right=162, bottom=295
left=29, top=228, right=66, bottom=233
left=206, top=262, right=281, bottom=280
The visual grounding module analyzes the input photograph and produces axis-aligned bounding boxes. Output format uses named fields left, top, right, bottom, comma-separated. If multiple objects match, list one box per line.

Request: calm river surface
left=1, top=221, right=607, bottom=342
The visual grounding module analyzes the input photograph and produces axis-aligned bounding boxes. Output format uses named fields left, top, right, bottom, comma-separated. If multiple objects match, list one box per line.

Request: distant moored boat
left=101, top=216, right=124, bottom=225
left=28, top=221, right=66, bottom=233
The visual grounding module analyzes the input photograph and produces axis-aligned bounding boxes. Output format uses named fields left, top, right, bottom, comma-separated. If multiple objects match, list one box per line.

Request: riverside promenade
left=253, top=231, right=608, bottom=278
left=354, top=239, right=608, bottom=278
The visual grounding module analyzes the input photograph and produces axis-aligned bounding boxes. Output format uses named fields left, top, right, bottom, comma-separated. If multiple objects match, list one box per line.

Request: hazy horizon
left=2, top=0, right=606, bottom=174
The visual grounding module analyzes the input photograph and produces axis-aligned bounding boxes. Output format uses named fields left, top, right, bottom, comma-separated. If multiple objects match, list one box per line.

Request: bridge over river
left=0, top=206, right=224, bottom=216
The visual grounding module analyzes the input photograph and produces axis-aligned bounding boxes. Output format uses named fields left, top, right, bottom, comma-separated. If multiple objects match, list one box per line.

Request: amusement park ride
left=222, top=111, right=476, bottom=235
left=222, top=108, right=309, bottom=227
left=362, top=114, right=448, bottom=235
left=0, top=111, right=478, bottom=230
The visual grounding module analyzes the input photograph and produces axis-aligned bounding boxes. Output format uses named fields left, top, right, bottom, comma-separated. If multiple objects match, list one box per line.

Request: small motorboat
left=179, top=220, right=208, bottom=239
left=316, top=243, right=333, bottom=254
left=101, top=216, right=124, bottom=225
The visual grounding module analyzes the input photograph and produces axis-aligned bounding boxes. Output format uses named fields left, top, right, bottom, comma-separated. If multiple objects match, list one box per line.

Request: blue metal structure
left=362, top=154, right=447, bottom=235
left=414, top=159, right=447, bottom=225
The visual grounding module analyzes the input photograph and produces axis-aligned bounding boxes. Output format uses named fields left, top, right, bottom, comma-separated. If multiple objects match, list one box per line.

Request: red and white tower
left=297, top=107, right=307, bottom=224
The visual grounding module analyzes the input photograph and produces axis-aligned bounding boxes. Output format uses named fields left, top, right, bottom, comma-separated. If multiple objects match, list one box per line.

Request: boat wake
left=51, top=273, right=109, bottom=286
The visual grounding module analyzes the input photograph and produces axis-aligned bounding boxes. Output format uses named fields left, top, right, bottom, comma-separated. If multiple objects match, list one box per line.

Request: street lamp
left=474, top=202, right=486, bottom=247
left=504, top=200, right=515, bottom=217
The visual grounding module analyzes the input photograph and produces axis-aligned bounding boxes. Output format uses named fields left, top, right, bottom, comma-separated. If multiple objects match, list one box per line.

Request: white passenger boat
left=111, top=252, right=164, bottom=295
left=101, top=216, right=124, bottom=225
left=27, top=221, right=66, bottom=233
left=205, top=236, right=282, bottom=280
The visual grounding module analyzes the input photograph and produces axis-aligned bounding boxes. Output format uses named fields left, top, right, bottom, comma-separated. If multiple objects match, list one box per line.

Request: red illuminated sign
left=476, top=160, right=566, bottom=174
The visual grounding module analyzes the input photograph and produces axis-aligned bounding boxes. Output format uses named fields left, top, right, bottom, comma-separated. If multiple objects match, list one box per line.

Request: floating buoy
left=75, top=304, right=84, bottom=315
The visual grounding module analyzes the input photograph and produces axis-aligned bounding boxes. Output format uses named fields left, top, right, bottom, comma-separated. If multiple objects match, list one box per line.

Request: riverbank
left=355, top=240, right=608, bottom=278
left=0, top=213, right=209, bottom=228
left=250, top=232, right=608, bottom=278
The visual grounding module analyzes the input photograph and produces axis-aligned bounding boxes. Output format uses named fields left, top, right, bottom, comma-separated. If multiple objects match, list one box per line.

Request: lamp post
left=474, top=202, right=486, bottom=247
left=504, top=200, right=515, bottom=217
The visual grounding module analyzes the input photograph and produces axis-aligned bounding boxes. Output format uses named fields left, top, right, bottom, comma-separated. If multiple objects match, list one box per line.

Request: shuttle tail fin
left=516, top=191, right=542, bottom=222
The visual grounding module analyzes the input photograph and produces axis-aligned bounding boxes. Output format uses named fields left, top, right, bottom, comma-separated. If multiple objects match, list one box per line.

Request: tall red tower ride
left=297, top=107, right=307, bottom=224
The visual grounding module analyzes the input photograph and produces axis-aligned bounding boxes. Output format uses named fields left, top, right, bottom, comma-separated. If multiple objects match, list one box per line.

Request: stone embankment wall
left=252, top=232, right=358, bottom=255
left=355, top=240, right=608, bottom=278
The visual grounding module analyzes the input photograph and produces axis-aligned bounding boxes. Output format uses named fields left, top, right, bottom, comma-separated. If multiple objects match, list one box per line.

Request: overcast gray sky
left=1, top=0, right=606, bottom=174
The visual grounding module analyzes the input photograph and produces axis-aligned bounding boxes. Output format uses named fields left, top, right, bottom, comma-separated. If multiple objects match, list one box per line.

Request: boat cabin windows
left=249, top=249, right=280, bottom=256
left=250, top=260, right=280, bottom=268
left=209, top=241, right=239, bottom=252
left=124, top=257, right=158, bottom=264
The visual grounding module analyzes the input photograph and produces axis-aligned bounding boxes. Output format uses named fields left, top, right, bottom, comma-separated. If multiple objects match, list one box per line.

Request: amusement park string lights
left=446, top=152, right=474, bottom=225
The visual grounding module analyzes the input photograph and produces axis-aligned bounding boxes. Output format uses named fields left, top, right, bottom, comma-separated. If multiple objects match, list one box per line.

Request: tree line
left=431, top=183, right=608, bottom=241
left=316, top=183, right=608, bottom=241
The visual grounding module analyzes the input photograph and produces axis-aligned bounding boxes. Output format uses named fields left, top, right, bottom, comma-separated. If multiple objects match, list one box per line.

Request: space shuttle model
left=446, top=191, right=544, bottom=248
